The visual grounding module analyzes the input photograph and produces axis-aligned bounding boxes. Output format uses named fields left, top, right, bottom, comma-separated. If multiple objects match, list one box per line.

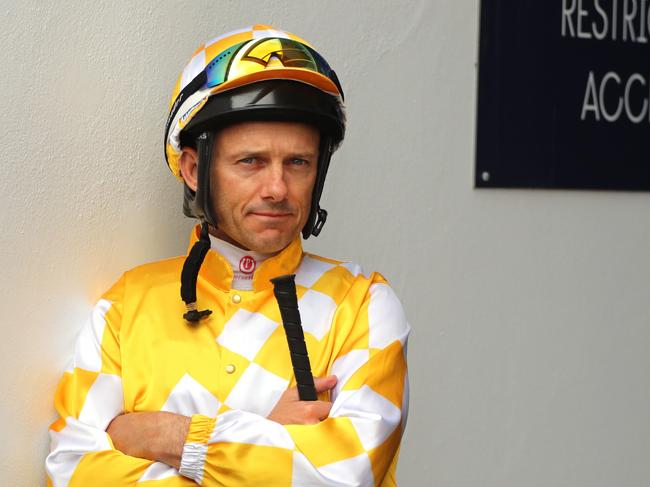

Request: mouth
left=249, top=211, right=293, bottom=220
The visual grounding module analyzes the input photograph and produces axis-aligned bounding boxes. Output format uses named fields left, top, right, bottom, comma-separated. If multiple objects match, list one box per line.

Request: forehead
left=214, top=121, right=320, bottom=154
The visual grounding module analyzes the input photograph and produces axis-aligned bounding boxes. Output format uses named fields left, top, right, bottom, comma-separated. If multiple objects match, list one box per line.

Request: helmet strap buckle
left=311, top=208, right=328, bottom=237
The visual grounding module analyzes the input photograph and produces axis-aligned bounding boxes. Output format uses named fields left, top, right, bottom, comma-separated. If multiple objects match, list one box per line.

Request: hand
left=267, top=375, right=338, bottom=425
left=107, top=411, right=191, bottom=469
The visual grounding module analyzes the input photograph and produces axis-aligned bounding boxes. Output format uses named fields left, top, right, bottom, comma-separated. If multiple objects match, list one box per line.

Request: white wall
left=2, top=1, right=649, bottom=485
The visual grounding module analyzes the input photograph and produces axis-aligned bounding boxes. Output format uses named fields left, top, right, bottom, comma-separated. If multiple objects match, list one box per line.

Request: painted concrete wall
left=2, top=1, right=649, bottom=485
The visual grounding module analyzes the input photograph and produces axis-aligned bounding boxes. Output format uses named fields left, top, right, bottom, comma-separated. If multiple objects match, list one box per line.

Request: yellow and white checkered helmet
left=165, top=25, right=344, bottom=170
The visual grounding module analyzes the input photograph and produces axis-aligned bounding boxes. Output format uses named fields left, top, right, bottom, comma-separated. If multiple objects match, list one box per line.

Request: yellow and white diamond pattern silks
left=46, top=225, right=410, bottom=487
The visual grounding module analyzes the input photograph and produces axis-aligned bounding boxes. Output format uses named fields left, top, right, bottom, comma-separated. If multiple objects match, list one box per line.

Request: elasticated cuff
left=179, top=414, right=216, bottom=484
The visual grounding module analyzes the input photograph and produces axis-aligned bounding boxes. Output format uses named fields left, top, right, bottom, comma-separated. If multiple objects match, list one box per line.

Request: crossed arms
left=106, top=375, right=338, bottom=470
left=46, top=274, right=409, bottom=486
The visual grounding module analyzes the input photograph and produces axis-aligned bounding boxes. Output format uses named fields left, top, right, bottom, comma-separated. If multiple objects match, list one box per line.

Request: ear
left=179, top=147, right=199, bottom=192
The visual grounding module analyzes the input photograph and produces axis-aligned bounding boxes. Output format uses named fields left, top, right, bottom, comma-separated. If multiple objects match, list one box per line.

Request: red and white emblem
left=239, top=255, right=256, bottom=274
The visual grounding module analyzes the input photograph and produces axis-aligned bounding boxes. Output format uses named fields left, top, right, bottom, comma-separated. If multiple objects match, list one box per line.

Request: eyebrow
left=228, top=150, right=318, bottom=159
left=288, top=152, right=318, bottom=159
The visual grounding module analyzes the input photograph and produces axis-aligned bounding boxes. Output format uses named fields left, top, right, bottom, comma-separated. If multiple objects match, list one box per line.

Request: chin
left=248, top=230, right=296, bottom=254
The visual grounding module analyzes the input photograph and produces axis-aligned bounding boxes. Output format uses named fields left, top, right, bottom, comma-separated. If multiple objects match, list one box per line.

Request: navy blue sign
left=476, top=0, right=650, bottom=189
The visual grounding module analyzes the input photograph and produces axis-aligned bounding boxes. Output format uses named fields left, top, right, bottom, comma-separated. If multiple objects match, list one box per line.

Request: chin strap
left=180, top=221, right=213, bottom=322
left=302, top=136, right=333, bottom=239
left=311, top=208, right=328, bottom=236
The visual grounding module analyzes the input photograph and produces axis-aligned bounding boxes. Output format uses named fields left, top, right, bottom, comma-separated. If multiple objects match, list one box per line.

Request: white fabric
left=161, top=373, right=221, bottom=417
left=291, top=452, right=332, bottom=487
left=210, top=409, right=295, bottom=450
left=179, top=442, right=207, bottom=484
left=47, top=417, right=112, bottom=487
left=291, top=452, right=374, bottom=487
left=78, top=374, right=124, bottom=430
left=217, top=309, right=279, bottom=361
left=367, top=283, right=410, bottom=349
left=138, top=462, right=179, bottom=482
left=330, top=386, right=401, bottom=451
left=223, top=362, right=288, bottom=417
left=317, top=453, right=374, bottom=487
left=298, top=289, right=337, bottom=340
left=209, top=235, right=274, bottom=290
left=295, top=256, right=336, bottom=288
left=74, top=299, right=111, bottom=372
left=330, top=350, right=370, bottom=401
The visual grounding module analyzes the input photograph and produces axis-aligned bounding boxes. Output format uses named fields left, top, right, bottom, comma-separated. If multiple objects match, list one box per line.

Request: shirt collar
left=208, top=235, right=274, bottom=291
left=186, top=224, right=304, bottom=292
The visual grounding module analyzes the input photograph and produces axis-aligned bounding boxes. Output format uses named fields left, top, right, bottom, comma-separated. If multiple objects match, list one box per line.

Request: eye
left=290, top=158, right=308, bottom=166
left=238, top=157, right=255, bottom=164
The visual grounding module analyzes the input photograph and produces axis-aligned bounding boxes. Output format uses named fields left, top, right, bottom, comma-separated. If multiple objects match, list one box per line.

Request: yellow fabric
left=186, top=415, right=216, bottom=444
left=47, top=225, right=409, bottom=486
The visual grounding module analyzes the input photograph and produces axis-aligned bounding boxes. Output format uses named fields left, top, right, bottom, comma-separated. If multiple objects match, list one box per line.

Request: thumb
left=313, top=375, right=338, bottom=393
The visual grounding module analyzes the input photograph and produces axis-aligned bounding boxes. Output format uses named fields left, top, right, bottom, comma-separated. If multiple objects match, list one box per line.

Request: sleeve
left=45, top=276, right=180, bottom=487
left=177, top=279, right=410, bottom=487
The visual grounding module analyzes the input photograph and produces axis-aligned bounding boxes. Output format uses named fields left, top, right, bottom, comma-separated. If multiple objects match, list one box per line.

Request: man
left=46, top=25, right=409, bottom=486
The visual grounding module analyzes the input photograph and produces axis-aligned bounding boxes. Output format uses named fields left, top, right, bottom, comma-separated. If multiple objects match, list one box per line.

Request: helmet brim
left=182, top=79, right=345, bottom=145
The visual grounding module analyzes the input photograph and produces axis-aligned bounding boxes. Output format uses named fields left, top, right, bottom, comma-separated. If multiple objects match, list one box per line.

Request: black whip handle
left=270, top=274, right=317, bottom=401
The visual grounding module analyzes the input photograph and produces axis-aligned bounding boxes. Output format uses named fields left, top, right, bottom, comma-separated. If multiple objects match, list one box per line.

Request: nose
left=260, top=163, right=288, bottom=202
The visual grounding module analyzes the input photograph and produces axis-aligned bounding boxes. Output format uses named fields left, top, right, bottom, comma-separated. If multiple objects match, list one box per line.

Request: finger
left=313, top=375, right=338, bottom=393
left=296, top=400, right=334, bottom=424
left=310, top=400, right=333, bottom=421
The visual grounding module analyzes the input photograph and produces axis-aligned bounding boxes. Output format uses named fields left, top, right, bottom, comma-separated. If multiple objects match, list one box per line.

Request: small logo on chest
left=239, top=255, right=256, bottom=274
